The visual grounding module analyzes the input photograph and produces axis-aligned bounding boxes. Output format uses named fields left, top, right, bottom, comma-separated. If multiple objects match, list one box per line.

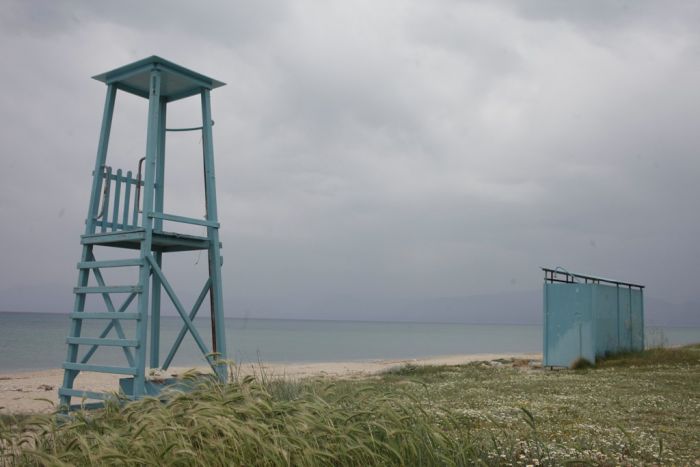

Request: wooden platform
left=81, top=228, right=214, bottom=252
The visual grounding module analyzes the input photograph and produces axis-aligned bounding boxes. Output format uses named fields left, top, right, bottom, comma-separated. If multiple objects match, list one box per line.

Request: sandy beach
left=0, top=352, right=540, bottom=414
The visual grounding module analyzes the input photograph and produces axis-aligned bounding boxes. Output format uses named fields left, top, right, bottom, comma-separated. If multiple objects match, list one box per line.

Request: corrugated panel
left=544, top=283, right=595, bottom=367
left=593, top=284, right=618, bottom=356
left=618, top=288, right=632, bottom=353
left=544, top=282, right=644, bottom=367
left=630, top=289, right=644, bottom=351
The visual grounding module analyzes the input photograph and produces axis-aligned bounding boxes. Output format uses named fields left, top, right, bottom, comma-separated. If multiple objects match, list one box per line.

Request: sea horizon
left=2, top=308, right=697, bottom=328
left=2, top=311, right=699, bottom=373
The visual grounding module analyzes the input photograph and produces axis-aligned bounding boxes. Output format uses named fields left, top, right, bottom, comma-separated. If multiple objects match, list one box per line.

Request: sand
left=0, top=352, right=541, bottom=414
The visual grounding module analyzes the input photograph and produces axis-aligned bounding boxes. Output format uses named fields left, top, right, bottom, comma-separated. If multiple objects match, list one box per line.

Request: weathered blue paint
left=147, top=211, right=220, bottom=228
left=59, top=57, right=228, bottom=410
left=161, top=278, right=212, bottom=370
left=67, top=337, right=140, bottom=347
left=122, top=171, right=133, bottom=228
left=146, top=255, right=217, bottom=373
left=60, top=80, right=117, bottom=405
left=130, top=68, right=161, bottom=398
left=118, top=376, right=199, bottom=398
left=80, top=229, right=211, bottom=251
left=201, top=89, right=228, bottom=380
left=150, top=99, right=167, bottom=369
left=59, top=388, right=132, bottom=402
left=63, top=363, right=138, bottom=375
left=92, top=55, right=225, bottom=101
left=111, top=169, right=122, bottom=232
left=100, top=167, right=112, bottom=233
left=542, top=268, right=645, bottom=368
left=69, top=312, right=140, bottom=320
left=77, top=258, right=143, bottom=269
left=82, top=256, right=137, bottom=366
left=74, top=286, right=141, bottom=294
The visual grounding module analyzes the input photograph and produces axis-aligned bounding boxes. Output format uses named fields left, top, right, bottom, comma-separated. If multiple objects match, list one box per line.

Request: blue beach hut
left=542, top=268, right=644, bottom=368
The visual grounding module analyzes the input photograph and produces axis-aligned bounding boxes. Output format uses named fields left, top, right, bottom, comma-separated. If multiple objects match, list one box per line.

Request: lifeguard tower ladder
left=59, top=56, right=228, bottom=410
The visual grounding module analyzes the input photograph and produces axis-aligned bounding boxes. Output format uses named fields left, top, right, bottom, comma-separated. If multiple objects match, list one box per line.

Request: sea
left=1, top=311, right=699, bottom=372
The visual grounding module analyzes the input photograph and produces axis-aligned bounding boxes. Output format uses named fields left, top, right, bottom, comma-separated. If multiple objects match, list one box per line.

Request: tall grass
left=1, top=375, right=477, bottom=466
left=597, top=342, right=700, bottom=368
left=2, top=345, right=698, bottom=465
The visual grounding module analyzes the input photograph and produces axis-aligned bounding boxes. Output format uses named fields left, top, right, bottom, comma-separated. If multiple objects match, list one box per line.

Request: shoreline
left=1, top=352, right=540, bottom=414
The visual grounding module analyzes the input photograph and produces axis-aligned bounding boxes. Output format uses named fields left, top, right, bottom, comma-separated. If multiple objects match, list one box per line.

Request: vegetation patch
left=596, top=343, right=700, bottom=368
left=1, top=344, right=699, bottom=465
left=570, top=357, right=594, bottom=370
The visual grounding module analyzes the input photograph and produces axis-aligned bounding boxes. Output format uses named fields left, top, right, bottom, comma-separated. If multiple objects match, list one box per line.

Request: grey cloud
left=503, top=0, right=700, bottom=33
left=2, top=0, right=288, bottom=45
left=1, top=0, right=699, bottom=323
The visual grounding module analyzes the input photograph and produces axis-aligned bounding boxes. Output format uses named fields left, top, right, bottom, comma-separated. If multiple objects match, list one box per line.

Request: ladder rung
left=69, top=402, right=106, bottom=411
left=58, top=388, right=122, bottom=401
left=66, top=337, right=140, bottom=347
left=70, top=312, right=140, bottom=320
left=62, top=362, right=138, bottom=375
left=74, top=286, right=142, bottom=294
left=77, top=259, right=143, bottom=269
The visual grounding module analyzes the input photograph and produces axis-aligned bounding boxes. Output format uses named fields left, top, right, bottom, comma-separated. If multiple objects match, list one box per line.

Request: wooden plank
left=85, top=253, right=136, bottom=367
left=60, top=86, right=116, bottom=411
left=147, top=255, right=215, bottom=373
left=79, top=292, right=138, bottom=365
left=62, top=362, right=138, bottom=375
left=77, top=258, right=142, bottom=269
left=148, top=212, right=219, bottom=228
left=66, top=337, right=139, bottom=347
left=111, top=169, right=123, bottom=231
left=100, top=167, right=112, bottom=233
left=81, top=230, right=217, bottom=252
left=74, top=286, right=142, bottom=294
left=83, top=229, right=145, bottom=238
left=68, top=401, right=106, bottom=411
left=122, top=170, right=133, bottom=229
left=133, top=169, right=141, bottom=227
left=58, top=388, right=120, bottom=401
left=95, top=217, right=131, bottom=232
left=162, top=278, right=211, bottom=369
left=70, top=312, right=140, bottom=320
left=81, top=230, right=146, bottom=245
left=152, top=233, right=210, bottom=249
left=201, top=89, right=228, bottom=381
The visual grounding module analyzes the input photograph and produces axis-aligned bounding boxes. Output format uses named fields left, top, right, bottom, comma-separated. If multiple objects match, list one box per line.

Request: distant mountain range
left=1, top=284, right=698, bottom=327
left=228, top=290, right=700, bottom=327
left=366, top=291, right=700, bottom=327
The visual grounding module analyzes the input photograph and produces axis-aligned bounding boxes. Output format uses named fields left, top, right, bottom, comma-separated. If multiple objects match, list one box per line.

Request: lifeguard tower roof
left=92, top=55, right=225, bottom=102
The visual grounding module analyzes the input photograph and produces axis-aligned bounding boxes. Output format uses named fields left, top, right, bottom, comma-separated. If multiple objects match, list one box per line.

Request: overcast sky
left=1, top=0, right=699, bottom=320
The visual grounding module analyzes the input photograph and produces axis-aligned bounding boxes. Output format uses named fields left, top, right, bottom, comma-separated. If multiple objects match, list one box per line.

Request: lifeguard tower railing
left=542, top=267, right=645, bottom=367
left=84, top=164, right=216, bottom=252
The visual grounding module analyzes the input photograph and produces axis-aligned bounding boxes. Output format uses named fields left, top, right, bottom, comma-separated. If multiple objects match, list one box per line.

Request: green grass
left=372, top=344, right=700, bottom=464
left=1, top=376, right=475, bottom=466
left=0, top=415, right=30, bottom=427
left=2, top=345, right=699, bottom=465
left=597, top=343, right=700, bottom=368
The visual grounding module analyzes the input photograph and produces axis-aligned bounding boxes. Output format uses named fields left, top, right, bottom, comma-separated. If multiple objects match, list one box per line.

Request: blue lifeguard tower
left=59, top=56, right=228, bottom=410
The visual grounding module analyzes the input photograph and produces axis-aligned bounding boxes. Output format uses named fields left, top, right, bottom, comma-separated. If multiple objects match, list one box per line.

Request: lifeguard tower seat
left=59, top=56, right=228, bottom=410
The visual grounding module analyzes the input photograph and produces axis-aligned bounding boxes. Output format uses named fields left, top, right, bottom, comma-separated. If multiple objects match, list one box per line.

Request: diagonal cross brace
left=146, top=255, right=217, bottom=373
left=161, top=278, right=211, bottom=370
left=80, top=292, right=137, bottom=365
left=82, top=252, right=135, bottom=366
